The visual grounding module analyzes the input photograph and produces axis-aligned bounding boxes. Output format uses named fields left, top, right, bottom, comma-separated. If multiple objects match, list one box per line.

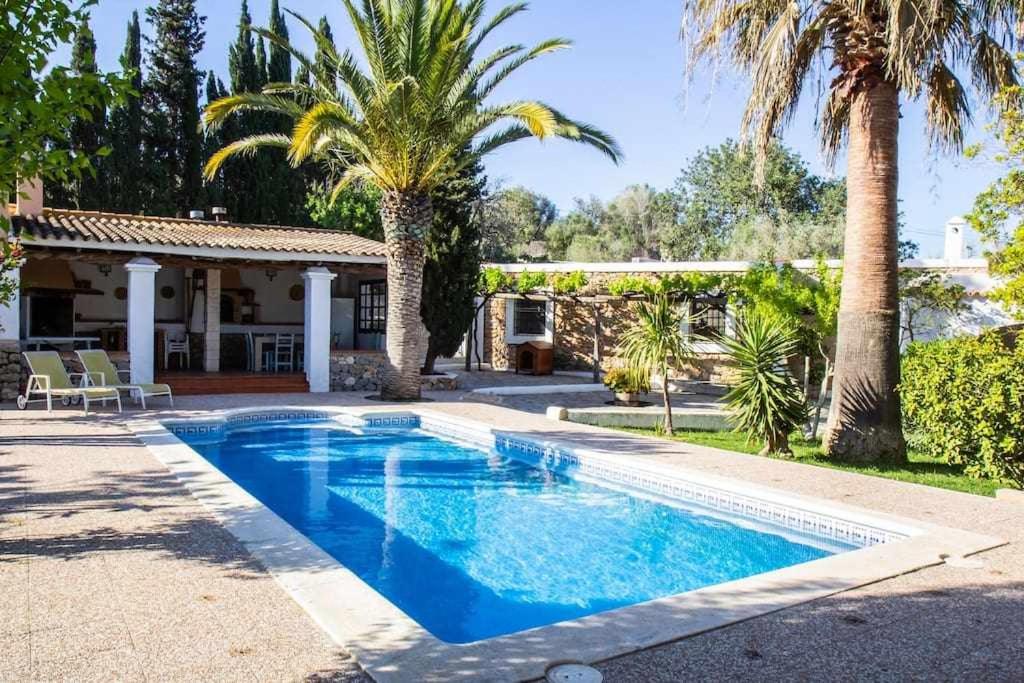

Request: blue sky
left=68, top=0, right=1005, bottom=257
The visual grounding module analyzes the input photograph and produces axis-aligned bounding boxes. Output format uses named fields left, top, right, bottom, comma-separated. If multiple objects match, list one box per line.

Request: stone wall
left=481, top=271, right=738, bottom=382
left=330, top=351, right=385, bottom=392
left=0, top=341, right=21, bottom=401
left=329, top=350, right=459, bottom=391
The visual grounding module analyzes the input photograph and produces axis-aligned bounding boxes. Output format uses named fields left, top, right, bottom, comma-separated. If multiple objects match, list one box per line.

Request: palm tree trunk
left=379, top=191, right=432, bottom=401
left=824, top=80, right=907, bottom=463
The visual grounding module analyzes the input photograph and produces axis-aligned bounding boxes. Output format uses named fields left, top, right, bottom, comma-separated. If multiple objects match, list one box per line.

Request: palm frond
left=203, top=134, right=292, bottom=180
left=204, top=0, right=618, bottom=198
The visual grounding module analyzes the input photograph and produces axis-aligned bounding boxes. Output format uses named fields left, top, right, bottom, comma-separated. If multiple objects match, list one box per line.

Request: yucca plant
left=682, top=0, right=1021, bottom=463
left=618, top=293, right=692, bottom=435
left=721, top=313, right=808, bottom=456
left=203, top=0, right=620, bottom=400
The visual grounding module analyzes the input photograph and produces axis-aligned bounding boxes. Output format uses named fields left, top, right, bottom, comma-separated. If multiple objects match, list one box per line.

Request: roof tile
left=12, top=209, right=387, bottom=259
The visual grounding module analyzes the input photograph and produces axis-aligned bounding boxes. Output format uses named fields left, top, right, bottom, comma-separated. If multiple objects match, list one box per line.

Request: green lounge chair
left=76, top=349, right=173, bottom=409
left=17, top=351, right=122, bottom=415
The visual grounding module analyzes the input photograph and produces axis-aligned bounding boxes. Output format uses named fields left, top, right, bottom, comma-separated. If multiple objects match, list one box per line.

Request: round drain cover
left=546, top=663, right=603, bottom=683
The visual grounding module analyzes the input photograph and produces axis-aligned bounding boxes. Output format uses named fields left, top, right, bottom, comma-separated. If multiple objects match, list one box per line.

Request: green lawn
left=616, top=427, right=1001, bottom=497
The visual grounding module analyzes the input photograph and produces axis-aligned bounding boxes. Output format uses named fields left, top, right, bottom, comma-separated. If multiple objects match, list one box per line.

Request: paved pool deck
left=2, top=390, right=1023, bottom=681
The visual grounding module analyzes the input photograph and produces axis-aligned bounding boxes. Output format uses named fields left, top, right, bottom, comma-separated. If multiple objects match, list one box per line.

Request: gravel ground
left=2, top=391, right=1022, bottom=682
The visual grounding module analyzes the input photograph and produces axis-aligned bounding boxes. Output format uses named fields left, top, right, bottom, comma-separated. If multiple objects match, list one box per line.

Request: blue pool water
left=178, top=420, right=850, bottom=643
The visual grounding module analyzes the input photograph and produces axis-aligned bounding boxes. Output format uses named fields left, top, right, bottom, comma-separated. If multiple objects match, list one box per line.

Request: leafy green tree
left=968, top=81, right=1024, bottom=317
left=604, top=184, right=677, bottom=259
left=145, top=0, right=207, bottom=216
left=619, top=292, right=693, bottom=435
left=204, top=1, right=618, bottom=399
left=722, top=213, right=844, bottom=262
left=722, top=312, right=808, bottom=456
left=544, top=197, right=602, bottom=260
left=108, top=11, right=145, bottom=214
left=663, top=140, right=844, bottom=260
left=898, top=270, right=966, bottom=345
left=478, top=186, right=558, bottom=261
left=421, top=158, right=488, bottom=374
left=683, top=0, right=1020, bottom=463
left=1, top=1, right=127, bottom=304
left=306, top=182, right=383, bottom=239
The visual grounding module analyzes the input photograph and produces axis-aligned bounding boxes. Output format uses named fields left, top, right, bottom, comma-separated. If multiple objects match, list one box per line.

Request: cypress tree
left=109, top=11, right=144, bottom=213
left=52, top=17, right=108, bottom=209
left=145, top=0, right=206, bottom=216
left=267, top=0, right=291, bottom=83
left=202, top=71, right=229, bottom=208
left=420, top=159, right=488, bottom=374
left=255, top=36, right=269, bottom=87
left=224, top=0, right=261, bottom=222
left=315, top=17, right=336, bottom=90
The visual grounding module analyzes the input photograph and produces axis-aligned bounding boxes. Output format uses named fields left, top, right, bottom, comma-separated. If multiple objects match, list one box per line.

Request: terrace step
left=155, top=372, right=309, bottom=396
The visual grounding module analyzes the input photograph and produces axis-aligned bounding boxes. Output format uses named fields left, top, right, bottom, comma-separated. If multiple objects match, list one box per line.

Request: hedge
left=901, top=332, right=1024, bottom=488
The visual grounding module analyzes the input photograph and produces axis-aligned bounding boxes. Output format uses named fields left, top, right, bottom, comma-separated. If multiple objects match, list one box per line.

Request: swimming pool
left=174, top=414, right=856, bottom=643
left=144, top=407, right=999, bottom=681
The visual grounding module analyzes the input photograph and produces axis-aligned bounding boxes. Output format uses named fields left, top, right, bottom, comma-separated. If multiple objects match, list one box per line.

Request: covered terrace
left=2, top=197, right=388, bottom=398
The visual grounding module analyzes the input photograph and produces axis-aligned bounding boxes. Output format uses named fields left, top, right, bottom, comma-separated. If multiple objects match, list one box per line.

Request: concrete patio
left=2, top=389, right=1023, bottom=681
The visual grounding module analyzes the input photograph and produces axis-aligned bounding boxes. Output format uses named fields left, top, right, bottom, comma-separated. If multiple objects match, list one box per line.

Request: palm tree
left=682, top=0, right=1021, bottom=463
left=203, top=0, right=620, bottom=400
left=619, top=293, right=693, bottom=435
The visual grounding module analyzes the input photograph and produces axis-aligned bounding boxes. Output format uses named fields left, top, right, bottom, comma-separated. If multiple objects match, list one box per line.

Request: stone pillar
left=302, top=267, right=337, bottom=392
left=204, top=269, right=221, bottom=372
left=125, top=257, right=161, bottom=384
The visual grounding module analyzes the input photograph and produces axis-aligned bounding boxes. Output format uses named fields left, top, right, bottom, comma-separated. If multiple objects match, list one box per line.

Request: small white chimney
left=189, top=209, right=205, bottom=220
left=211, top=206, right=228, bottom=222
left=943, top=216, right=967, bottom=261
left=15, top=178, right=43, bottom=216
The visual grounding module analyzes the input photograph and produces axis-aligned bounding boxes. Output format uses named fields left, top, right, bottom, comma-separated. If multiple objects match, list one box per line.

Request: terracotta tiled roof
left=11, top=208, right=387, bottom=259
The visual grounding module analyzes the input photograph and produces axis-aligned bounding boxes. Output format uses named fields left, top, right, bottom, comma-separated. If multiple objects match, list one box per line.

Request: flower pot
left=615, top=391, right=639, bottom=404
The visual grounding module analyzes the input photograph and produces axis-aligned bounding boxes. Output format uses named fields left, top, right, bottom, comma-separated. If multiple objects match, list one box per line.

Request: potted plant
left=603, top=367, right=650, bottom=405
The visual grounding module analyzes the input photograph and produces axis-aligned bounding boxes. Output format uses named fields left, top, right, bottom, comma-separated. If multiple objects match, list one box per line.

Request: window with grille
left=689, top=296, right=728, bottom=339
left=358, top=280, right=387, bottom=333
left=513, top=299, right=547, bottom=337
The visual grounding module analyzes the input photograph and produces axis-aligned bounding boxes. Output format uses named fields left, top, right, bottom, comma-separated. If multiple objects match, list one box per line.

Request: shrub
left=603, top=367, right=650, bottom=394
left=901, top=333, right=1024, bottom=487
left=721, top=312, right=807, bottom=456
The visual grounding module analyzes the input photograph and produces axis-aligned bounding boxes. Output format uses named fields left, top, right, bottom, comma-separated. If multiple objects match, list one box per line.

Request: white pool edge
left=129, top=406, right=1005, bottom=682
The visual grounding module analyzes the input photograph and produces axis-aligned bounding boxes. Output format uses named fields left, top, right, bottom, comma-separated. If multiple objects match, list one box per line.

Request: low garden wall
left=330, top=351, right=458, bottom=392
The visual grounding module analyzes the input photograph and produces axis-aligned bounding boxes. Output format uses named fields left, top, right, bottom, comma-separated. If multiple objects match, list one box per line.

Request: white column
left=204, top=269, right=221, bottom=372
left=0, top=265, right=19, bottom=342
left=125, top=257, right=161, bottom=384
left=0, top=202, right=19, bottom=342
left=302, top=267, right=337, bottom=392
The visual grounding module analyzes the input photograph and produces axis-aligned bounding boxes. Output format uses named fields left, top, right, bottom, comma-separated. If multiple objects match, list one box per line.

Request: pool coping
left=128, top=406, right=1005, bottom=682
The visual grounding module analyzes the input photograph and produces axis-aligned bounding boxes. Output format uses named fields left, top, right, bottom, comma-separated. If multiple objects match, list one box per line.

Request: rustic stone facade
left=0, top=341, right=22, bottom=401
left=330, top=350, right=458, bottom=392
left=482, top=271, right=739, bottom=382
left=331, top=351, right=386, bottom=392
